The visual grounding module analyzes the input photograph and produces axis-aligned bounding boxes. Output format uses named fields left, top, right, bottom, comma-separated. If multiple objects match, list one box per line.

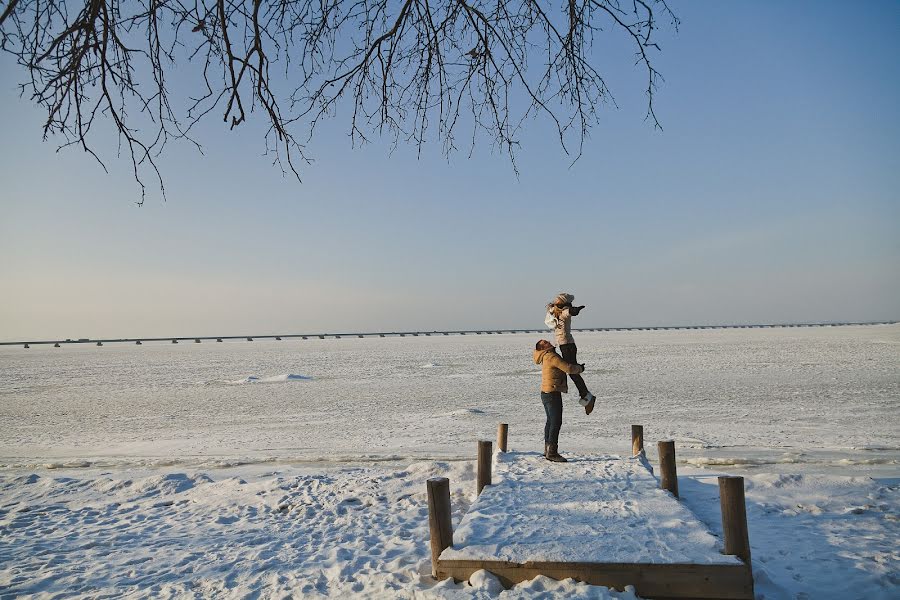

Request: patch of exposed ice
left=447, top=408, right=486, bottom=418
left=43, top=460, right=92, bottom=469
left=227, top=373, right=313, bottom=384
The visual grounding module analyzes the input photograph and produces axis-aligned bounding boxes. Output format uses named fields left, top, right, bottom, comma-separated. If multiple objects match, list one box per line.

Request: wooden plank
left=437, top=559, right=753, bottom=600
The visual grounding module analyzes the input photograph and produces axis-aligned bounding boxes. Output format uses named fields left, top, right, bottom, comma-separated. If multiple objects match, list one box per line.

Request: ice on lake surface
left=1, top=325, right=898, bottom=599
left=1, top=324, right=898, bottom=471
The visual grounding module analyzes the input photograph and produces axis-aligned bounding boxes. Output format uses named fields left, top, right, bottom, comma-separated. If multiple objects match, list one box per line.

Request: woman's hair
left=535, top=339, right=553, bottom=350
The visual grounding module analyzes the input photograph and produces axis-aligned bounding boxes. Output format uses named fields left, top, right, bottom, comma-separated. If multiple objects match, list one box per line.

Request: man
left=533, top=339, right=585, bottom=463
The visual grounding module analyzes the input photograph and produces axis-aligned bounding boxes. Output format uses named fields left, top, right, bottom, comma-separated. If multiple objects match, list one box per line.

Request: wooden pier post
left=477, top=440, right=492, bottom=495
left=497, top=424, right=509, bottom=453
left=631, top=425, right=644, bottom=456
left=426, top=477, right=453, bottom=578
left=718, top=476, right=751, bottom=564
left=658, top=440, right=678, bottom=498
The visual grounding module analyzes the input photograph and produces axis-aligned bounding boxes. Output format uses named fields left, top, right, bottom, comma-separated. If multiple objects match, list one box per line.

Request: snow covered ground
left=443, top=451, right=740, bottom=565
left=1, top=325, right=898, bottom=598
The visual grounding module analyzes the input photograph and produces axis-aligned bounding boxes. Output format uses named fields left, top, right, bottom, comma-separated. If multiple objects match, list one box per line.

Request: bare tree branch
left=0, top=0, right=679, bottom=203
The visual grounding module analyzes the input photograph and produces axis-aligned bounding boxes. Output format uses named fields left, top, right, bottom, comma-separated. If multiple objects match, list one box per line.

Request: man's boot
left=546, top=444, right=568, bottom=463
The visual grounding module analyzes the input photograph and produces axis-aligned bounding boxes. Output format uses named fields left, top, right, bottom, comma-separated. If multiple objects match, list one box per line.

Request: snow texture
left=442, top=451, right=739, bottom=564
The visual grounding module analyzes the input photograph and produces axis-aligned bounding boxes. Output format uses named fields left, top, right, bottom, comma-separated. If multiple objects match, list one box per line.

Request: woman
left=534, top=339, right=585, bottom=462
left=546, top=292, right=596, bottom=415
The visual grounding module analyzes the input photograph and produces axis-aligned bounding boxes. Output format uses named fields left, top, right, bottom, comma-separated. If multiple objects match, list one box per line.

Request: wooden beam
left=719, top=476, right=752, bottom=565
left=476, top=440, right=492, bottom=495
left=427, top=478, right=453, bottom=579
left=631, top=425, right=644, bottom=456
left=658, top=440, right=679, bottom=498
left=436, top=559, right=753, bottom=599
left=497, top=423, right=509, bottom=452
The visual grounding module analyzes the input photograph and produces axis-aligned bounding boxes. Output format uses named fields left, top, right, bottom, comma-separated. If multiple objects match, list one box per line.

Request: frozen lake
left=1, top=325, right=898, bottom=599
left=1, top=325, right=898, bottom=473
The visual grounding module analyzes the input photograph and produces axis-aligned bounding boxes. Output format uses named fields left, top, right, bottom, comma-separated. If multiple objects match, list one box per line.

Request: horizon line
left=2, top=320, right=898, bottom=347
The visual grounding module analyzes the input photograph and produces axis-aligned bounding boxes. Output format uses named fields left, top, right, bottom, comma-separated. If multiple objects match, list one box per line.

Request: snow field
left=0, top=461, right=462, bottom=598
left=0, top=460, right=641, bottom=599
left=1, top=463, right=899, bottom=598
left=1, top=325, right=898, bottom=598
left=677, top=467, right=899, bottom=600
left=1, top=325, right=898, bottom=468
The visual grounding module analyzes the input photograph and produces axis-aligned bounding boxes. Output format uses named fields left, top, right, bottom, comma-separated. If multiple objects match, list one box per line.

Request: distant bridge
left=2, top=321, right=897, bottom=348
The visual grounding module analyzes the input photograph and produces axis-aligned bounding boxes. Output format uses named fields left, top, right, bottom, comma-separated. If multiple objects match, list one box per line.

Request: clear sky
left=1, top=0, right=898, bottom=341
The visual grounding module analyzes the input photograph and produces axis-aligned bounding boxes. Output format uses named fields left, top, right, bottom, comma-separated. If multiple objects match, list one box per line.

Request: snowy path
left=443, top=451, right=739, bottom=565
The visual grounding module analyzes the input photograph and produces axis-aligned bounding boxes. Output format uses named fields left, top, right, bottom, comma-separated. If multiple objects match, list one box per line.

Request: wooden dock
left=427, top=427, right=754, bottom=599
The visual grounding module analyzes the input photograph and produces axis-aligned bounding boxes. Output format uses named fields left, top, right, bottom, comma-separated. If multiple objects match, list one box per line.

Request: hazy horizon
left=2, top=319, right=899, bottom=345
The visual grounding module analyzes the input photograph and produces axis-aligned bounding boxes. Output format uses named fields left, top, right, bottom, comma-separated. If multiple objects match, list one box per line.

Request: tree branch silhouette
left=1, top=0, right=678, bottom=204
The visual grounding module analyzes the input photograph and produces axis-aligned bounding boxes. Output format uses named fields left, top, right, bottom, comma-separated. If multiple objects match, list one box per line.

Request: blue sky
left=1, top=0, right=898, bottom=340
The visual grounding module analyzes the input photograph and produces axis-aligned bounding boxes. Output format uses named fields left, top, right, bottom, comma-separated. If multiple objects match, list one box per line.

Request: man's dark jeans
left=559, top=342, right=590, bottom=398
left=541, top=391, right=563, bottom=445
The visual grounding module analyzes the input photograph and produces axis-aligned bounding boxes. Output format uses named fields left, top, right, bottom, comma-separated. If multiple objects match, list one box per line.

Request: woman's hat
left=554, top=293, right=574, bottom=306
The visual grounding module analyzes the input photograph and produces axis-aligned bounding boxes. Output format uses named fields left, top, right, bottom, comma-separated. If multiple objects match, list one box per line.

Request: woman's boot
left=546, top=444, right=568, bottom=462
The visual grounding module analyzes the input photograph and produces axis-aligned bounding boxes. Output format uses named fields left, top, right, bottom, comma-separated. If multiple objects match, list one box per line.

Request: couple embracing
left=534, top=292, right=597, bottom=463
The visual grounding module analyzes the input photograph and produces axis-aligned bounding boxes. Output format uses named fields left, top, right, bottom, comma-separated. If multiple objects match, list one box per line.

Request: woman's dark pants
left=541, top=392, right=563, bottom=445
left=559, top=342, right=590, bottom=398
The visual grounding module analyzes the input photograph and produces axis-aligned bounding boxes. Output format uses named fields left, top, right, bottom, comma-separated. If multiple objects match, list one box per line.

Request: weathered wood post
left=658, top=440, right=678, bottom=497
left=476, top=440, right=492, bottom=495
left=631, top=425, right=644, bottom=456
left=426, top=477, right=453, bottom=579
left=718, top=476, right=751, bottom=564
left=497, top=423, right=509, bottom=453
